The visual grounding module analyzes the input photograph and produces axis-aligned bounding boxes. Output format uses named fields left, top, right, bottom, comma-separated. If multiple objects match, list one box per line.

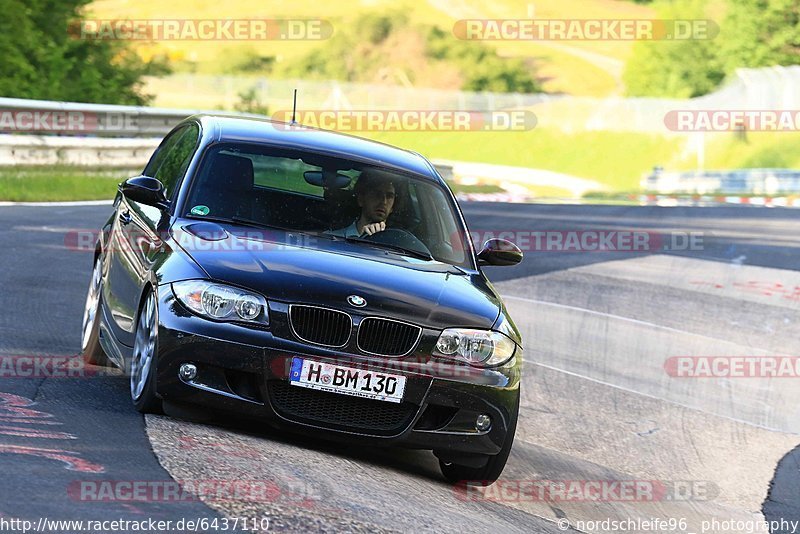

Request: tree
left=624, top=0, right=800, bottom=98
left=718, top=0, right=800, bottom=72
left=624, top=0, right=724, bottom=97
left=0, top=0, right=168, bottom=104
left=425, top=26, right=541, bottom=93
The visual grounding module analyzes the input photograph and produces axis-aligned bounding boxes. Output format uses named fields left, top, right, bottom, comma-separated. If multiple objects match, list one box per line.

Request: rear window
left=249, top=153, right=325, bottom=197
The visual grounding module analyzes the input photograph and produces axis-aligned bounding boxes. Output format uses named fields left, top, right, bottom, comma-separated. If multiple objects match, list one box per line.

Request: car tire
left=81, top=258, right=109, bottom=366
left=439, top=394, right=519, bottom=486
left=130, top=290, right=163, bottom=414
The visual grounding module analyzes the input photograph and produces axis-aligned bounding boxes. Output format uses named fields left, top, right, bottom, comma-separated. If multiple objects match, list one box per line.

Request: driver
left=329, top=170, right=397, bottom=238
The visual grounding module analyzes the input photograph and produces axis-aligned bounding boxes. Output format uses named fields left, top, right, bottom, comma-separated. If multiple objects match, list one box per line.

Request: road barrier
left=0, top=96, right=205, bottom=137
left=643, top=168, right=800, bottom=195
left=0, top=134, right=159, bottom=167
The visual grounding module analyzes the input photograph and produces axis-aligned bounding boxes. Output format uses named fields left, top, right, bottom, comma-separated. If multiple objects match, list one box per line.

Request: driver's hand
left=362, top=222, right=386, bottom=236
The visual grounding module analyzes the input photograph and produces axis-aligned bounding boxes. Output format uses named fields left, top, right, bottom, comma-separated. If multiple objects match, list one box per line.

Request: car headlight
left=433, top=328, right=516, bottom=367
left=172, top=280, right=269, bottom=325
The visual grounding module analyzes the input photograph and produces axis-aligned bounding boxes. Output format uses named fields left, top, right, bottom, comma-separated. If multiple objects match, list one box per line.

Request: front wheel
left=130, top=290, right=162, bottom=414
left=439, top=395, right=519, bottom=486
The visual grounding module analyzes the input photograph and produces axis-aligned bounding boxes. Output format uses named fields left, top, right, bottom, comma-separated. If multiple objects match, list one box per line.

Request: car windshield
left=183, top=142, right=473, bottom=268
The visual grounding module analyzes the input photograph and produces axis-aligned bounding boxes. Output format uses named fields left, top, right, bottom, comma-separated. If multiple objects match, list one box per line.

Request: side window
left=143, top=124, right=200, bottom=198
left=143, top=127, right=184, bottom=178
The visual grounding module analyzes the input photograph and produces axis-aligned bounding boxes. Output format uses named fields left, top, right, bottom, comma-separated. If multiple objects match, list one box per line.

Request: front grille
left=269, top=380, right=417, bottom=435
left=357, top=317, right=421, bottom=356
left=289, top=305, right=351, bottom=347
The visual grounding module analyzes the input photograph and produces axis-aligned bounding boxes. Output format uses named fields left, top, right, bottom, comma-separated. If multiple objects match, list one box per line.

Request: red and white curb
left=455, top=193, right=532, bottom=203
left=638, top=195, right=800, bottom=207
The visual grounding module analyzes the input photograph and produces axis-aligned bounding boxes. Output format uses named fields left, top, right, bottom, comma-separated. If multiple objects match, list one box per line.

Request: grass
left=368, top=130, right=800, bottom=192
left=445, top=181, right=505, bottom=194
left=0, top=168, right=127, bottom=201
left=671, top=131, right=800, bottom=171
left=362, top=127, right=683, bottom=190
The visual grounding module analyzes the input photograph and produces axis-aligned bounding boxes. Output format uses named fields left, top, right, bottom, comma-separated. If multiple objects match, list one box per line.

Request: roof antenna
left=291, top=89, right=298, bottom=125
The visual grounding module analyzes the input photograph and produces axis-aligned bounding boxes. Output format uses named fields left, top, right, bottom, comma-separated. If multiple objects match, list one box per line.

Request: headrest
left=208, top=154, right=254, bottom=192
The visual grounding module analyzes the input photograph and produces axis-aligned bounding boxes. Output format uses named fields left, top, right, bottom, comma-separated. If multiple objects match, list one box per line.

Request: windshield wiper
left=230, top=217, right=297, bottom=233
left=232, top=218, right=337, bottom=240
left=185, top=214, right=268, bottom=229
left=345, top=236, right=434, bottom=261
left=187, top=215, right=334, bottom=240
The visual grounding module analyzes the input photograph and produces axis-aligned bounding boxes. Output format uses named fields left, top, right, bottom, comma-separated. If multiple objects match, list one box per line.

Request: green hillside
left=88, top=0, right=654, bottom=97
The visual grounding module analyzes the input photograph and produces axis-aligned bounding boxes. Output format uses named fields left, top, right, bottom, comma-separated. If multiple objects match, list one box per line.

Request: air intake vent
left=357, top=317, right=421, bottom=357
left=289, top=305, right=352, bottom=347
left=269, top=380, right=417, bottom=435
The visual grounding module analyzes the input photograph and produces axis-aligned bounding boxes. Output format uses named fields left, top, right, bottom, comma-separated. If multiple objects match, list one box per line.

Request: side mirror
left=477, top=238, right=523, bottom=266
left=121, top=176, right=169, bottom=210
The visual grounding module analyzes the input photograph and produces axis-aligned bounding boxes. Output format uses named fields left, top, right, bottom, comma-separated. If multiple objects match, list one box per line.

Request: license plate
left=289, top=358, right=406, bottom=403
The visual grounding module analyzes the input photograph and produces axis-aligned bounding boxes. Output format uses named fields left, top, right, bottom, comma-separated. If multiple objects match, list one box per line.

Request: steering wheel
left=362, top=228, right=432, bottom=257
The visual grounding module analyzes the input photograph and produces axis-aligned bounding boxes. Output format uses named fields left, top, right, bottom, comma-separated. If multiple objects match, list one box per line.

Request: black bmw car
left=80, top=115, right=524, bottom=484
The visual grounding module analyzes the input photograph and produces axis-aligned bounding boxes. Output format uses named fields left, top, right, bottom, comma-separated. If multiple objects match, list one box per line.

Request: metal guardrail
left=0, top=97, right=228, bottom=137
left=643, top=168, right=800, bottom=194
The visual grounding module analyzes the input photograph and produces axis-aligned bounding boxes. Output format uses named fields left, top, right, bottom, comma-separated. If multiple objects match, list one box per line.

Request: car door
left=103, top=123, right=200, bottom=346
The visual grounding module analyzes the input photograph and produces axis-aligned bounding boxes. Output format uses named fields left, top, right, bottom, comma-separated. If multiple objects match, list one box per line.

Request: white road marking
left=14, top=225, right=87, bottom=233
left=500, top=294, right=744, bottom=345
left=0, top=200, right=111, bottom=207
left=523, top=359, right=790, bottom=434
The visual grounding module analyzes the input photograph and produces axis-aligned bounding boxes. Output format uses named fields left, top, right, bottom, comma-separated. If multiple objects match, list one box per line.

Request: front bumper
left=154, top=287, right=522, bottom=457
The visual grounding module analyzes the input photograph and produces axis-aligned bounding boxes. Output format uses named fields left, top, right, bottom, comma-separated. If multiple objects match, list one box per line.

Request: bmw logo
left=347, top=295, right=367, bottom=307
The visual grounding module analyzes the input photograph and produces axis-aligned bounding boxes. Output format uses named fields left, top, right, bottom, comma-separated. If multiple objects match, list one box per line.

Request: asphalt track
left=0, top=202, right=799, bottom=533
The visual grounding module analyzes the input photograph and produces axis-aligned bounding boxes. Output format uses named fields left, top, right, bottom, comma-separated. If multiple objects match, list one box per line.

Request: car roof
left=185, top=114, right=440, bottom=180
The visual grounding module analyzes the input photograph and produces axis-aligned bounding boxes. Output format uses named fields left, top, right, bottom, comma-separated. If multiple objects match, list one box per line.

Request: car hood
left=172, top=223, right=501, bottom=329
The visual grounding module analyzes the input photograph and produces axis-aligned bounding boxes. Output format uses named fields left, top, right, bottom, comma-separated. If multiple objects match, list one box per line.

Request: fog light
left=179, top=363, right=197, bottom=381
left=476, top=413, right=492, bottom=431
